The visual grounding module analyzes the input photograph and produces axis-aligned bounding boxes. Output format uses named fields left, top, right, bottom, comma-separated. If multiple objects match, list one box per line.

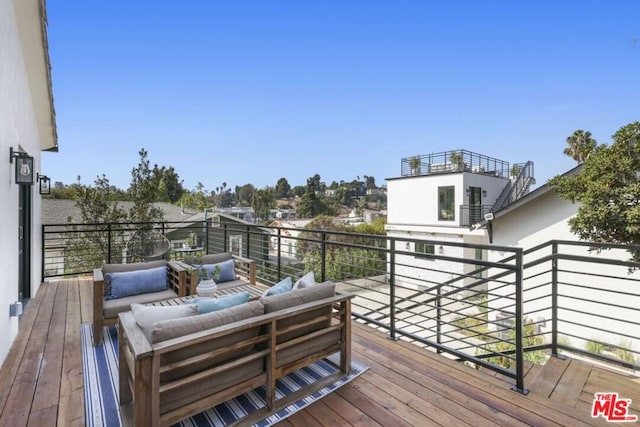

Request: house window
left=229, top=235, right=242, bottom=256
left=415, top=242, right=435, bottom=259
left=438, top=186, right=455, bottom=220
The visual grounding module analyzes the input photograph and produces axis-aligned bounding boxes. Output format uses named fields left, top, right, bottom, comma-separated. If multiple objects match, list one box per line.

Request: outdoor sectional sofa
left=93, top=253, right=257, bottom=346
left=117, top=281, right=353, bottom=427
left=92, top=260, right=187, bottom=346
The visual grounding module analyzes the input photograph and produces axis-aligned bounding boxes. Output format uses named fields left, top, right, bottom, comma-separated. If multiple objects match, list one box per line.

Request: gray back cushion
left=200, top=252, right=233, bottom=264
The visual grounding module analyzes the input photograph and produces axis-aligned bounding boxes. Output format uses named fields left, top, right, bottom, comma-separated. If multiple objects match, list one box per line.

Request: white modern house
left=486, top=165, right=639, bottom=357
left=385, top=149, right=535, bottom=288
left=0, top=0, right=58, bottom=365
left=387, top=152, right=638, bottom=361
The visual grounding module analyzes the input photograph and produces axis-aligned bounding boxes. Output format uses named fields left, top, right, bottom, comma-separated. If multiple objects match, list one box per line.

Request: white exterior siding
left=0, top=0, right=54, bottom=365
left=488, top=190, right=640, bottom=357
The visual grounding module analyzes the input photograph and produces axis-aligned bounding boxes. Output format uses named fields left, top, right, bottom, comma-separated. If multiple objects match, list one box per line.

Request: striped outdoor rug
left=81, top=324, right=367, bottom=426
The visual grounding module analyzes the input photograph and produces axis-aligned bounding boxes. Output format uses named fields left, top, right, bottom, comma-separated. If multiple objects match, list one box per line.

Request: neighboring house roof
left=41, top=199, right=199, bottom=224
left=491, top=164, right=583, bottom=220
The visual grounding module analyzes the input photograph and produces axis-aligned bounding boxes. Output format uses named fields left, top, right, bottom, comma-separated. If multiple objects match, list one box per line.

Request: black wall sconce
left=9, top=147, right=34, bottom=185
left=37, top=173, right=51, bottom=195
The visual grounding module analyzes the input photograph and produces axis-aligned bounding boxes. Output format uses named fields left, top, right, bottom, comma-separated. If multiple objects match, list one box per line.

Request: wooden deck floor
left=0, top=278, right=638, bottom=426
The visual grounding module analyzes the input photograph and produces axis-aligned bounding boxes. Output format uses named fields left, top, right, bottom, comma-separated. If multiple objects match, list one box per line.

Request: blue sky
left=44, top=1, right=640, bottom=192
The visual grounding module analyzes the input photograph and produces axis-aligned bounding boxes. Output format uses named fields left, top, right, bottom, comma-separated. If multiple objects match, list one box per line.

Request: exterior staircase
left=492, top=161, right=535, bottom=212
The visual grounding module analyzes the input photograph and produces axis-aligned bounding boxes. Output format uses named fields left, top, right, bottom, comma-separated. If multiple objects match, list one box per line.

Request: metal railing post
left=551, top=241, right=563, bottom=358
left=389, top=238, right=397, bottom=341
left=277, top=228, right=282, bottom=280
left=107, top=223, right=112, bottom=264
left=223, top=224, right=228, bottom=252
left=204, top=220, right=209, bottom=254
left=512, top=248, right=529, bottom=394
left=436, top=283, right=442, bottom=353
left=246, top=225, right=251, bottom=258
left=320, top=231, right=327, bottom=282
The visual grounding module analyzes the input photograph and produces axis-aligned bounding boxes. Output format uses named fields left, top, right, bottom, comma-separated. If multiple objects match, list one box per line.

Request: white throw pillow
left=130, top=303, right=197, bottom=330
left=293, top=271, right=316, bottom=290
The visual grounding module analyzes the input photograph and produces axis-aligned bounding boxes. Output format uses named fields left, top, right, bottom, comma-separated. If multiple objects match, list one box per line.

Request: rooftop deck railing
left=400, top=149, right=510, bottom=178
left=42, top=221, right=640, bottom=393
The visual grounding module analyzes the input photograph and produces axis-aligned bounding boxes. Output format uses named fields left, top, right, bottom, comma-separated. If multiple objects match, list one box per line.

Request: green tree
left=128, top=148, right=164, bottom=224
left=235, top=183, right=256, bottom=206
left=550, top=122, right=640, bottom=261
left=215, top=182, right=235, bottom=208
left=152, top=165, right=185, bottom=203
left=563, top=129, right=597, bottom=164
left=364, top=175, right=376, bottom=189
left=297, top=174, right=336, bottom=218
left=291, top=185, right=306, bottom=198
left=179, top=182, right=210, bottom=210
left=251, top=187, right=276, bottom=223
left=65, top=175, right=129, bottom=271
left=296, top=216, right=386, bottom=281
left=275, top=177, right=291, bottom=199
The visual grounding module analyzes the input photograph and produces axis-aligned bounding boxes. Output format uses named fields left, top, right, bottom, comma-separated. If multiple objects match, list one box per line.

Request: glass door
left=468, top=186, right=482, bottom=224
left=18, top=185, right=32, bottom=300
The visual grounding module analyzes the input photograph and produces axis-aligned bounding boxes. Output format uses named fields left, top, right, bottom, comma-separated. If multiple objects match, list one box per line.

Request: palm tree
left=564, top=130, right=597, bottom=164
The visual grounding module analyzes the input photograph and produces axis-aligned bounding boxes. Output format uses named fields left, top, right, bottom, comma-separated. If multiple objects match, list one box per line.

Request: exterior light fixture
left=37, top=173, right=51, bottom=195
left=9, top=147, right=34, bottom=185
left=482, top=189, right=487, bottom=197
left=438, top=245, right=444, bottom=254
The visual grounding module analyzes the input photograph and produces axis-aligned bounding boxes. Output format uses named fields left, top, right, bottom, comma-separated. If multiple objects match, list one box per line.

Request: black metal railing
left=401, top=149, right=510, bottom=178
left=493, top=161, right=535, bottom=212
left=459, top=204, right=494, bottom=227
left=42, top=221, right=640, bottom=393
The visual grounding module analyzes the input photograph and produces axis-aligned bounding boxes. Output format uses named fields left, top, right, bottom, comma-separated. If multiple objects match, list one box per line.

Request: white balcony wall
left=0, top=0, right=50, bottom=365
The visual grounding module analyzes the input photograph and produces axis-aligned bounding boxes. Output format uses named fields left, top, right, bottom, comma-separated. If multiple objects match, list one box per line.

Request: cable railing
left=42, top=222, right=640, bottom=393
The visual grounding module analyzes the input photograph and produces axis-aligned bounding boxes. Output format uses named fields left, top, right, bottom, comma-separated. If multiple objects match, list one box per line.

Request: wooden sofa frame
left=93, top=261, right=188, bottom=345
left=118, top=292, right=353, bottom=427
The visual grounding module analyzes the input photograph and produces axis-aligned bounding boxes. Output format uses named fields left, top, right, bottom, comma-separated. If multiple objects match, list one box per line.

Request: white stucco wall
left=387, top=172, right=508, bottom=227
left=488, top=190, right=640, bottom=357
left=0, top=0, right=46, bottom=364
left=386, top=172, right=504, bottom=292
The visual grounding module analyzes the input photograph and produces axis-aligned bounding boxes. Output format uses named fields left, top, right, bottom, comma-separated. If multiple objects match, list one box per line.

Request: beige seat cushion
left=102, top=289, right=178, bottom=319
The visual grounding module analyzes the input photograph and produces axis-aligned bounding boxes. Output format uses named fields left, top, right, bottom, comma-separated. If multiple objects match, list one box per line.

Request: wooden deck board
left=0, top=281, right=49, bottom=416
left=550, top=358, right=592, bottom=407
left=1, top=279, right=638, bottom=426
left=58, top=279, right=85, bottom=426
left=527, top=355, right=570, bottom=399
